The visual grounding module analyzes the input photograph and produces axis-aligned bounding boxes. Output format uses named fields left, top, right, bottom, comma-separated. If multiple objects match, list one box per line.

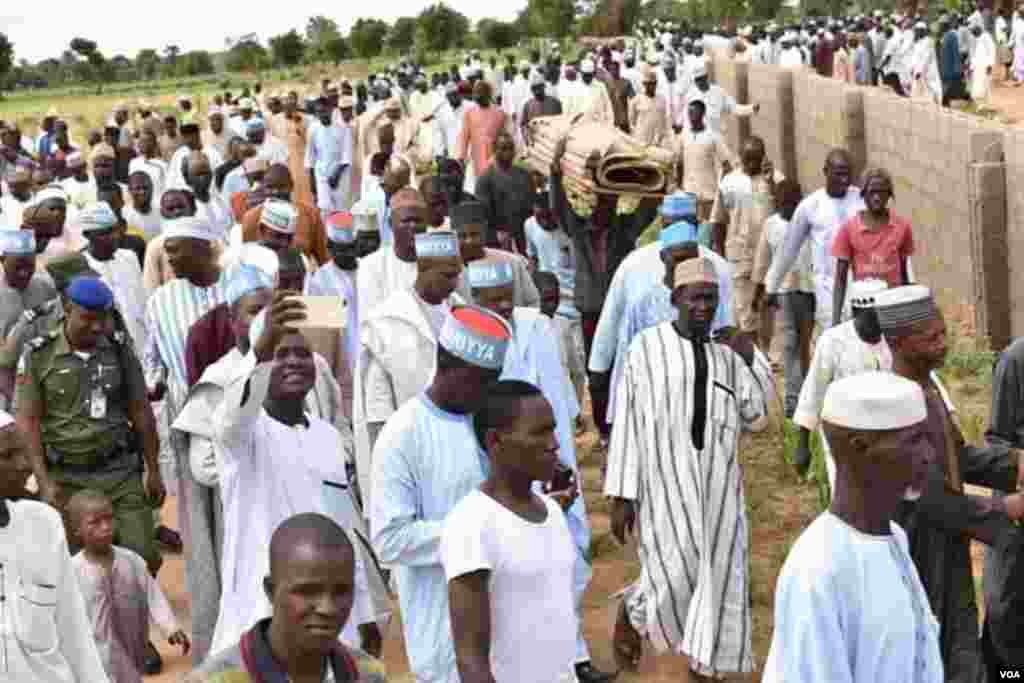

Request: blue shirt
left=370, top=393, right=488, bottom=682
left=524, top=216, right=579, bottom=320
left=941, top=30, right=963, bottom=81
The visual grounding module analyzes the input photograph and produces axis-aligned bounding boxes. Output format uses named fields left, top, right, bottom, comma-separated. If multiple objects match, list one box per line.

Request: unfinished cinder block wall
left=862, top=86, right=1009, bottom=347
left=791, top=71, right=866, bottom=190
left=708, top=48, right=750, bottom=155
left=708, top=56, right=1013, bottom=346
left=747, top=64, right=797, bottom=184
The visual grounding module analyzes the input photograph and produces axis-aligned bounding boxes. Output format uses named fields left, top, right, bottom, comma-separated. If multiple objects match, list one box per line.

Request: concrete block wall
left=708, top=48, right=750, bottom=155
left=709, top=54, right=1014, bottom=344
left=747, top=64, right=797, bottom=184
left=861, top=84, right=1009, bottom=345
left=791, top=71, right=866, bottom=191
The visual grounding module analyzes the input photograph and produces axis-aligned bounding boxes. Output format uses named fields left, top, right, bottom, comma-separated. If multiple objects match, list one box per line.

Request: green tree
left=322, top=36, right=351, bottom=65
left=270, top=29, right=306, bottom=66
left=179, top=50, right=216, bottom=76
left=349, top=18, right=390, bottom=59
left=0, top=34, right=13, bottom=93
left=135, top=49, right=160, bottom=79
left=525, top=0, right=575, bottom=38
left=389, top=17, right=418, bottom=52
left=416, top=3, right=470, bottom=56
left=306, top=15, right=342, bottom=59
left=479, top=20, right=520, bottom=50
left=226, top=38, right=269, bottom=72
left=69, top=37, right=107, bottom=83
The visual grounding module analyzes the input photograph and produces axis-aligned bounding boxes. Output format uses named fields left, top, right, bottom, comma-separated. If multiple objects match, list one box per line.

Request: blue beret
left=66, top=276, right=114, bottom=311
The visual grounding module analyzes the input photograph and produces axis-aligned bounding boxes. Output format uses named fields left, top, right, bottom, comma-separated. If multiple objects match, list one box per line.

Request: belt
left=50, top=447, right=138, bottom=473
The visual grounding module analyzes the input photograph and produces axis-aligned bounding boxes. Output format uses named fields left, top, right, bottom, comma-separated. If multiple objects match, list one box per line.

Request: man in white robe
left=685, top=62, right=758, bottom=137
left=0, top=416, right=112, bottom=683
left=357, top=185, right=421, bottom=317
left=763, top=372, right=943, bottom=683
left=791, top=279, right=891, bottom=485
left=371, top=305, right=511, bottom=683
left=607, top=257, right=770, bottom=680
left=503, top=64, right=532, bottom=148
left=970, top=19, right=997, bottom=105
left=306, top=99, right=353, bottom=218
left=432, top=84, right=470, bottom=161
left=78, top=202, right=148, bottom=359
left=359, top=231, right=463, bottom=502
left=557, top=66, right=591, bottom=118
left=580, top=59, right=614, bottom=125
left=165, top=123, right=225, bottom=195
left=208, top=291, right=382, bottom=658
left=306, top=212, right=361, bottom=411
left=910, top=22, right=943, bottom=103
left=763, top=148, right=863, bottom=329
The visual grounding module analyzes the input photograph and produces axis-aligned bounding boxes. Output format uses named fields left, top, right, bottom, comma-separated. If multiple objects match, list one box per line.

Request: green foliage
left=135, top=49, right=161, bottom=79
left=269, top=30, right=306, bottom=67
left=479, top=20, right=521, bottom=51
left=322, top=37, right=351, bottom=65
left=389, top=18, right=418, bottom=54
left=416, top=3, right=471, bottom=56
left=305, top=15, right=341, bottom=57
left=350, top=18, right=390, bottom=60
left=524, top=0, right=575, bottom=38
left=0, top=33, right=13, bottom=91
left=781, top=420, right=829, bottom=511
left=225, top=38, right=269, bottom=72
left=176, top=51, right=216, bottom=77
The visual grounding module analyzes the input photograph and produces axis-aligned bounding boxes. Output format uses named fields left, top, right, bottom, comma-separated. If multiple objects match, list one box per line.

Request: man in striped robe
left=143, top=214, right=231, bottom=661
left=605, top=256, right=771, bottom=681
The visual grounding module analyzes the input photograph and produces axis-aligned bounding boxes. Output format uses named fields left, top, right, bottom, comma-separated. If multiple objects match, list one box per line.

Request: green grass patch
left=780, top=419, right=830, bottom=511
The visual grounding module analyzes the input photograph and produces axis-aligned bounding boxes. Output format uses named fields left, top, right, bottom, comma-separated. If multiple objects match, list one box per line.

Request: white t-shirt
left=441, top=490, right=577, bottom=683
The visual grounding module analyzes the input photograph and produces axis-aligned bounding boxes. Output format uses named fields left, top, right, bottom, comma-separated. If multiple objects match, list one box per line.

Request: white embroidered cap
left=822, top=371, right=927, bottom=430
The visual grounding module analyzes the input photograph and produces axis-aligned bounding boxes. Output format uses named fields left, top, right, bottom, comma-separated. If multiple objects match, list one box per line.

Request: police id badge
left=90, top=387, right=107, bottom=419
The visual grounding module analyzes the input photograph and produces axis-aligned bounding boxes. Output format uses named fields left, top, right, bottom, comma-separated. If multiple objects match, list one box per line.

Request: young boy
left=534, top=270, right=585, bottom=434
left=68, top=489, right=189, bottom=683
left=752, top=179, right=814, bottom=417
left=524, top=193, right=586, bottom=423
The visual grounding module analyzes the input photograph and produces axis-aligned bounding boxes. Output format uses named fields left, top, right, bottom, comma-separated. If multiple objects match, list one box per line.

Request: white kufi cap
left=822, top=371, right=927, bottom=430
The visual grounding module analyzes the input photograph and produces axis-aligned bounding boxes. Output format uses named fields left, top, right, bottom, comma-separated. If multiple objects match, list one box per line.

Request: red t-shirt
left=832, top=212, right=914, bottom=287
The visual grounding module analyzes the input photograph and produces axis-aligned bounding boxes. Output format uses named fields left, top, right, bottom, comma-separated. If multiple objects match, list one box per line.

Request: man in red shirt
left=831, top=167, right=913, bottom=326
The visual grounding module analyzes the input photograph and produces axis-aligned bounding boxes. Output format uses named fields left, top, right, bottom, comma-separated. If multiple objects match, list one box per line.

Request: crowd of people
left=0, top=7, right=1022, bottom=682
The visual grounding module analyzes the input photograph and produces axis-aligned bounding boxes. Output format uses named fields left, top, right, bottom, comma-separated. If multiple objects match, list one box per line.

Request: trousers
left=779, top=292, right=816, bottom=415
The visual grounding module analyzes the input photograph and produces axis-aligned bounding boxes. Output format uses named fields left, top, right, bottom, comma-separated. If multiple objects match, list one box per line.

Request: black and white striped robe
left=604, top=322, right=770, bottom=677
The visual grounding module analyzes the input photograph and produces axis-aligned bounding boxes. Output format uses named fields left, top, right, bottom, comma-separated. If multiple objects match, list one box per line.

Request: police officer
left=14, top=276, right=164, bottom=574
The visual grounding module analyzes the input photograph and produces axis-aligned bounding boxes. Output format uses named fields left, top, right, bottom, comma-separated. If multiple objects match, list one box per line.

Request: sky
left=0, top=1, right=522, bottom=64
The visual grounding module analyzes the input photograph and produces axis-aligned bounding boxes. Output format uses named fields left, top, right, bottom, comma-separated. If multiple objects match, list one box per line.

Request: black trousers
left=882, top=72, right=906, bottom=97
left=981, top=620, right=1022, bottom=681
left=942, top=79, right=971, bottom=107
